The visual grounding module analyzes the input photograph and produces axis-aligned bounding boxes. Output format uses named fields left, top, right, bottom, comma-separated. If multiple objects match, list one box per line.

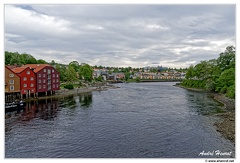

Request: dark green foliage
left=95, top=76, right=102, bottom=82
left=79, top=64, right=94, bottom=82
left=181, top=46, right=235, bottom=99
left=5, top=51, right=46, bottom=65
left=226, top=85, right=235, bottom=99
left=64, top=84, right=74, bottom=90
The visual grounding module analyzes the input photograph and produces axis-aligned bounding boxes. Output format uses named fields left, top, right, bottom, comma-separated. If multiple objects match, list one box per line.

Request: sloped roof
left=11, top=67, right=29, bottom=74
left=5, top=66, right=20, bottom=78
left=6, top=65, right=18, bottom=69
left=21, top=64, right=51, bottom=73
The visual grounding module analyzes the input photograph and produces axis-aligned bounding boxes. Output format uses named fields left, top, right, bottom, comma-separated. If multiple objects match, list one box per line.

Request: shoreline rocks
left=175, top=84, right=235, bottom=144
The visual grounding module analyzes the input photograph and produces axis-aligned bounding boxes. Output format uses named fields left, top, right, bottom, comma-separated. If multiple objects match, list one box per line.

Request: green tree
left=20, top=53, right=37, bottom=64
left=79, top=64, right=94, bottom=82
left=215, top=68, right=235, bottom=92
left=217, top=46, right=235, bottom=71
left=69, top=61, right=80, bottom=72
left=9, top=53, right=21, bottom=65
left=56, top=64, right=67, bottom=81
left=185, top=65, right=194, bottom=79
left=65, top=65, right=78, bottom=83
left=37, top=59, right=48, bottom=64
left=124, top=72, right=131, bottom=81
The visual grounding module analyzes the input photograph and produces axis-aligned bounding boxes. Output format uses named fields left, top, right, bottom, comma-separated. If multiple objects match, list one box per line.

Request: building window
left=56, top=84, right=58, bottom=88
left=53, top=74, right=55, bottom=77
left=9, top=80, right=14, bottom=84
left=43, top=85, right=46, bottom=89
left=43, top=74, right=46, bottom=77
left=56, top=74, right=59, bottom=77
left=53, top=79, right=55, bottom=83
left=44, top=69, right=46, bottom=72
left=31, top=84, right=34, bottom=87
left=23, top=77, right=27, bottom=81
left=10, top=86, right=14, bottom=91
left=26, top=71, right=30, bottom=74
left=24, top=84, right=27, bottom=87
left=43, top=79, right=46, bottom=83
left=56, top=79, right=59, bottom=82
left=24, top=90, right=27, bottom=93
left=52, top=69, right=54, bottom=73
left=39, top=85, right=42, bottom=89
left=39, top=74, right=41, bottom=77
left=48, top=69, right=51, bottom=74
left=30, top=77, right=34, bottom=81
left=9, top=74, right=14, bottom=77
left=53, top=84, right=55, bottom=88
left=39, top=79, right=41, bottom=83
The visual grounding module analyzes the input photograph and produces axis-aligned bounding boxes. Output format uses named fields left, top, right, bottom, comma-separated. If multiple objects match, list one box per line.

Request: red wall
left=17, top=67, right=36, bottom=94
left=36, top=66, right=60, bottom=93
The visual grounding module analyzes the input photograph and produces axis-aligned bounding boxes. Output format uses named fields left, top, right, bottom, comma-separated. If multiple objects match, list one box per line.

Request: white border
left=1, top=1, right=239, bottom=163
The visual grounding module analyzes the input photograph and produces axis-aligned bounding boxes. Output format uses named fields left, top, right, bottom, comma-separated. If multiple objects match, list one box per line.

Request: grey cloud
left=5, top=4, right=235, bottom=68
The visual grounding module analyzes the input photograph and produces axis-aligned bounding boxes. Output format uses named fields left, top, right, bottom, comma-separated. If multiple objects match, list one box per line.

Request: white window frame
left=26, top=71, right=30, bottom=75
left=9, top=80, right=14, bottom=84
left=43, top=85, right=46, bottom=89
left=23, top=77, right=27, bottom=81
left=44, top=69, right=46, bottom=72
left=56, top=74, right=59, bottom=77
left=43, top=79, right=46, bottom=83
left=10, top=85, right=14, bottom=91
left=30, top=77, right=34, bottom=81
left=52, top=69, right=54, bottom=73
left=9, top=74, right=14, bottom=77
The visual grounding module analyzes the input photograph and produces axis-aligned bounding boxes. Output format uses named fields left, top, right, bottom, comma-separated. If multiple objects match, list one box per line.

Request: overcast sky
left=4, top=4, right=235, bottom=68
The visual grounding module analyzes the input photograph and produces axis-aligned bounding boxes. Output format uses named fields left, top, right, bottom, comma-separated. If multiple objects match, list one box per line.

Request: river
left=5, top=82, right=235, bottom=158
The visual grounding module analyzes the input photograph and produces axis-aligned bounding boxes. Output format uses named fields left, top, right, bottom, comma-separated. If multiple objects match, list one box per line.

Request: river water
left=5, top=82, right=235, bottom=158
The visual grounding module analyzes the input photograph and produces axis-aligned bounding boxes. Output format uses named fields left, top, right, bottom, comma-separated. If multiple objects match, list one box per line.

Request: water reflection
left=5, top=98, right=59, bottom=121
left=79, top=93, right=92, bottom=108
left=186, top=91, right=225, bottom=115
left=59, top=93, right=93, bottom=109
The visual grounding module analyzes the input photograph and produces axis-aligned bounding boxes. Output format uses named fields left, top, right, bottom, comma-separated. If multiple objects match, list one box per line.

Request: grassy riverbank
left=175, top=84, right=235, bottom=144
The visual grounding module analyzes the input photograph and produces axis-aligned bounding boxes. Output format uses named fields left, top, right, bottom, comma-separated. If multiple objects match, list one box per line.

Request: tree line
left=181, top=46, right=235, bottom=99
left=5, top=51, right=94, bottom=84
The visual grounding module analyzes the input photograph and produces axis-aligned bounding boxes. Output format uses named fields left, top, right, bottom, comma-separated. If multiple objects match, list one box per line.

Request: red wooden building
left=22, top=64, right=60, bottom=96
left=12, top=67, right=36, bottom=98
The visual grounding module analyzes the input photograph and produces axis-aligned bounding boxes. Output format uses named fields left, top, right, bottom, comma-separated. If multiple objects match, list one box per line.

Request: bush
left=64, top=84, right=74, bottom=89
left=220, top=86, right=228, bottom=93
left=226, top=85, right=235, bottom=99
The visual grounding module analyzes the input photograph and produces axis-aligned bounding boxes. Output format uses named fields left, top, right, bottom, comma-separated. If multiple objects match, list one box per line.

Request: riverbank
left=175, top=84, right=235, bottom=144
left=212, top=93, right=235, bottom=144
left=25, top=84, right=120, bottom=101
